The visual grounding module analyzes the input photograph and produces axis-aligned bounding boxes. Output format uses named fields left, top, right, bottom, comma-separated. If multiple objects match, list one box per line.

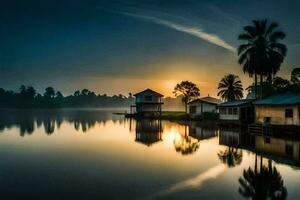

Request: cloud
left=144, top=164, right=226, bottom=199
left=114, top=11, right=236, bottom=52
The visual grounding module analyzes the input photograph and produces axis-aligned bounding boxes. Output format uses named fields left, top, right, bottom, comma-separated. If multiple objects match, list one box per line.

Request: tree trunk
left=260, top=74, right=263, bottom=99
left=255, top=72, right=258, bottom=99
left=255, top=154, right=257, bottom=174
left=185, top=102, right=188, bottom=114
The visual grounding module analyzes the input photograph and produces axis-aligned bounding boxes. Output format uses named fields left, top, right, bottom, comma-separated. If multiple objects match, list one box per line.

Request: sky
left=1, top=0, right=300, bottom=97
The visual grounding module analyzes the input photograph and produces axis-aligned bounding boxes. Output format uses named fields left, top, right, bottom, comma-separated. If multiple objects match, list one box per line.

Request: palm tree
left=238, top=19, right=287, bottom=99
left=218, top=74, right=243, bottom=102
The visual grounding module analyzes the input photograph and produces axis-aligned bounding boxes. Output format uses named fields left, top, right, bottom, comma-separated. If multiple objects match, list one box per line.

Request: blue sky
left=1, top=0, right=300, bottom=96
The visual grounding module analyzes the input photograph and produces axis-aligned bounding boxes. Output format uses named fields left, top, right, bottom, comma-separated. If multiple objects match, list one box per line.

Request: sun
left=163, top=80, right=178, bottom=97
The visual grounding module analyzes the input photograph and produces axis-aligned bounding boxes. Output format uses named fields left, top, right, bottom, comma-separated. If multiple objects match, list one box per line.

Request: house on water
left=188, top=96, right=222, bottom=117
left=253, top=93, right=300, bottom=126
left=218, top=99, right=255, bottom=123
left=130, top=89, right=164, bottom=117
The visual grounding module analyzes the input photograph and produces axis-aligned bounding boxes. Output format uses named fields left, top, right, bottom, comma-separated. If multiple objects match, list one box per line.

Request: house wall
left=255, top=105, right=300, bottom=125
left=136, top=104, right=161, bottom=112
left=219, top=107, right=240, bottom=121
left=188, top=102, right=217, bottom=116
left=135, top=91, right=161, bottom=103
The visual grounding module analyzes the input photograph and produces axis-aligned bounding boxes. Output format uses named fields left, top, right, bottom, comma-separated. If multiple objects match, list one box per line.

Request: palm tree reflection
left=174, top=125, right=200, bottom=155
left=218, top=147, right=243, bottom=168
left=218, top=130, right=244, bottom=167
left=239, top=157, right=287, bottom=200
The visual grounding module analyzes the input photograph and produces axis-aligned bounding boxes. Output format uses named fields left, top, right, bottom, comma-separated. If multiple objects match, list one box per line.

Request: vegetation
left=238, top=19, right=287, bottom=99
left=160, top=111, right=189, bottom=120
left=0, top=85, right=134, bottom=108
left=218, top=74, right=243, bottom=102
left=245, top=67, right=300, bottom=97
left=173, top=81, right=200, bottom=113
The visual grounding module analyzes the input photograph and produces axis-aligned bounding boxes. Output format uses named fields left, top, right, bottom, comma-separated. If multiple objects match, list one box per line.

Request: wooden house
left=218, top=99, right=255, bottom=123
left=131, top=89, right=163, bottom=117
left=188, top=96, right=222, bottom=117
left=253, top=93, right=300, bottom=126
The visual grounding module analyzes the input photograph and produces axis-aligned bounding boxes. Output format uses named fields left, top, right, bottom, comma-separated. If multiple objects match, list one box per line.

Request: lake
left=0, top=109, right=299, bottom=200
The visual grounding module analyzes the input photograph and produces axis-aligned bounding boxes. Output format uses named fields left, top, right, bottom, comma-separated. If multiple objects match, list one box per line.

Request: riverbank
left=125, top=111, right=219, bottom=122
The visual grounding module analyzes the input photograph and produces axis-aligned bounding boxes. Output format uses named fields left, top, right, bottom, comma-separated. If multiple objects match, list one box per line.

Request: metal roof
left=189, top=96, right=222, bottom=105
left=218, top=99, right=255, bottom=107
left=253, top=93, right=300, bottom=105
left=133, top=89, right=164, bottom=97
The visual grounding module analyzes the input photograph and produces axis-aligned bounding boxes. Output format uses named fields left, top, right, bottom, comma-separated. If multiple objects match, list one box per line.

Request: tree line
left=0, top=85, right=135, bottom=108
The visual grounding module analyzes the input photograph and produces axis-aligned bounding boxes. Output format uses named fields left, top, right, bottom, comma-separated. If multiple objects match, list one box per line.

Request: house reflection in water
left=188, top=123, right=218, bottom=140
left=219, top=128, right=255, bottom=149
left=135, top=119, right=162, bottom=146
left=218, top=127, right=300, bottom=167
left=254, top=135, right=300, bottom=166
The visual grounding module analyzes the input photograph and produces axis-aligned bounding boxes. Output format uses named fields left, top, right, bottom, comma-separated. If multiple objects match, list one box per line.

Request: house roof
left=218, top=99, right=255, bottom=107
left=253, top=93, right=300, bottom=105
left=189, top=96, right=222, bottom=105
left=133, top=89, right=164, bottom=97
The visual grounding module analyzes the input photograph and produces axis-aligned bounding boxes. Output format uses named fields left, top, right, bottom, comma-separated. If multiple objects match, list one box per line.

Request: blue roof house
left=253, top=93, right=300, bottom=126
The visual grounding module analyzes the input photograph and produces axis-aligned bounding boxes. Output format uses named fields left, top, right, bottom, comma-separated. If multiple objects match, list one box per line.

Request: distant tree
left=44, top=87, right=55, bottom=99
left=238, top=19, right=287, bottom=99
left=273, top=77, right=290, bottom=92
left=19, top=85, right=26, bottom=95
left=81, top=89, right=89, bottom=96
left=173, top=81, right=200, bottom=113
left=27, top=86, right=36, bottom=99
left=218, top=74, right=243, bottom=102
left=73, top=90, right=80, bottom=97
left=291, top=68, right=300, bottom=84
left=55, top=91, right=64, bottom=99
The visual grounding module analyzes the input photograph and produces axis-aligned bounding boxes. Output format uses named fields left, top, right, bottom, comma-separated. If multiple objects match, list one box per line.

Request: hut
left=253, top=93, right=300, bottom=126
left=130, top=89, right=164, bottom=118
left=218, top=99, right=255, bottom=123
left=188, top=96, right=222, bottom=117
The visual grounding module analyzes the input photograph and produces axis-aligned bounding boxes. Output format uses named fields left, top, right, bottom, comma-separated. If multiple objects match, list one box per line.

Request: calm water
left=0, top=109, right=299, bottom=200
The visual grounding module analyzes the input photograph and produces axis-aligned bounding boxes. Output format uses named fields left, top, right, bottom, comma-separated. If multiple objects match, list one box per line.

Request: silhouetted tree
left=173, top=81, right=200, bottom=113
left=238, top=19, right=287, bottom=99
left=291, top=68, right=300, bottom=84
left=218, top=74, right=243, bottom=102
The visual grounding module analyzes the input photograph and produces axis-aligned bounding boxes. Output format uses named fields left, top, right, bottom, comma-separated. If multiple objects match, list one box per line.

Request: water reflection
left=218, top=128, right=251, bottom=168
left=172, top=123, right=219, bottom=156
left=135, top=119, right=162, bottom=146
left=239, top=158, right=287, bottom=200
left=0, top=109, right=123, bottom=136
left=254, top=135, right=300, bottom=167
left=0, top=110, right=300, bottom=199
